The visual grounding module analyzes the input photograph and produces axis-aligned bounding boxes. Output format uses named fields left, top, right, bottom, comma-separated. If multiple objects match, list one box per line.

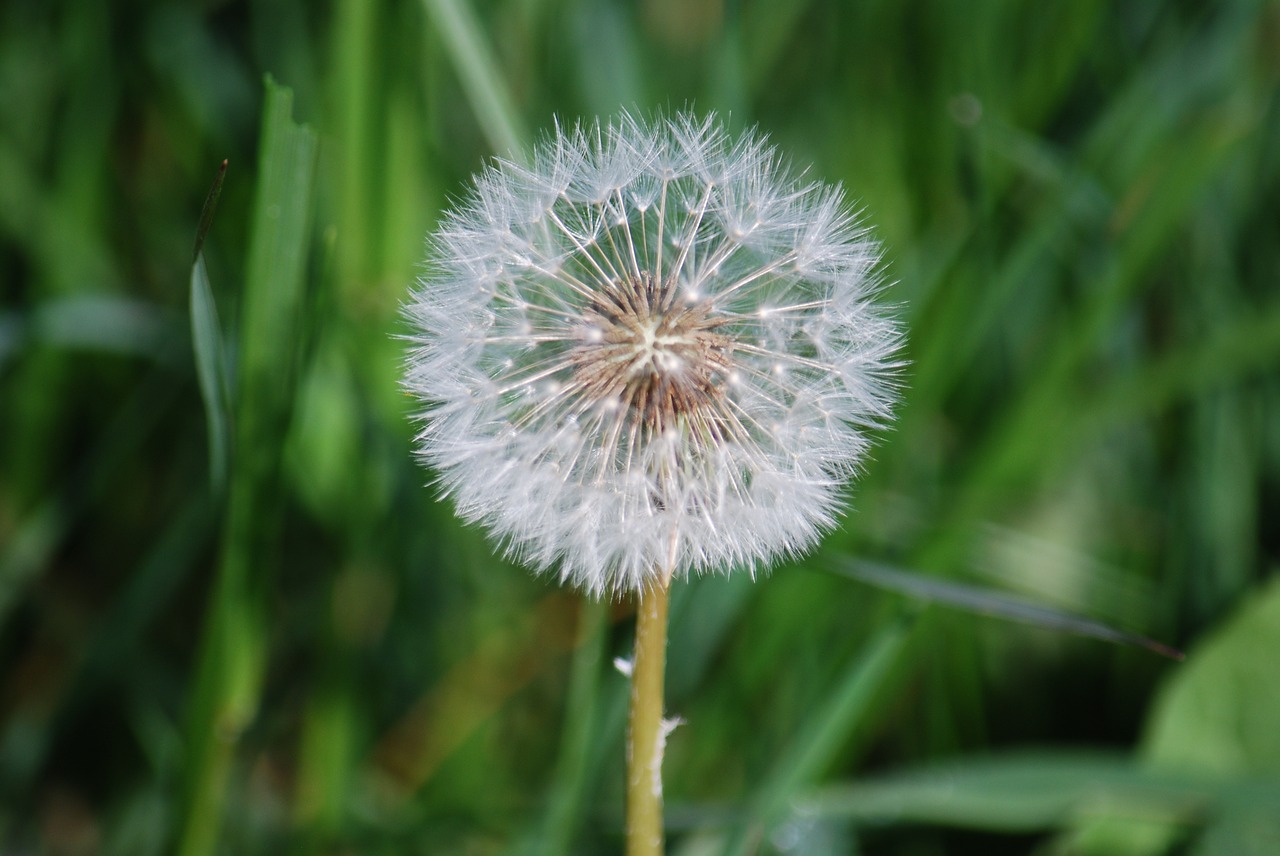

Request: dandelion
left=405, top=113, right=899, bottom=594
left=403, top=112, right=900, bottom=855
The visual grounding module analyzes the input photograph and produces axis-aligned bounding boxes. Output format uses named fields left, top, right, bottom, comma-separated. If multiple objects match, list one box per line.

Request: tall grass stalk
left=178, top=79, right=317, bottom=856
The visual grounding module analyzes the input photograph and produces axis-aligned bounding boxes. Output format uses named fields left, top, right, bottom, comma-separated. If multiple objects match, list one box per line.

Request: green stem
left=626, top=578, right=671, bottom=856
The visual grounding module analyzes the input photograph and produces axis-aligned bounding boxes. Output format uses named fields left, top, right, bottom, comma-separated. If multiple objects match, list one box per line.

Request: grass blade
left=189, top=255, right=230, bottom=496
left=720, top=616, right=913, bottom=856
left=422, top=0, right=525, bottom=156
left=830, top=558, right=1183, bottom=660
left=509, top=597, right=610, bottom=856
left=192, top=159, right=228, bottom=263
left=177, top=77, right=317, bottom=856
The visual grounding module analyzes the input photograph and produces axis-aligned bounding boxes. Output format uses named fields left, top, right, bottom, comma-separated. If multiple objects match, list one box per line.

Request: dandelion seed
left=404, top=112, right=900, bottom=597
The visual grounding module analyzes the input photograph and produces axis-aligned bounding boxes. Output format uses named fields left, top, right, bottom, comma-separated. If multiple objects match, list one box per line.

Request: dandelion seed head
left=404, top=112, right=901, bottom=596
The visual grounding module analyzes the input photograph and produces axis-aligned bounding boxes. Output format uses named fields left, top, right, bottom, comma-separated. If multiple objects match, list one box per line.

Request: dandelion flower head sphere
left=405, top=113, right=900, bottom=596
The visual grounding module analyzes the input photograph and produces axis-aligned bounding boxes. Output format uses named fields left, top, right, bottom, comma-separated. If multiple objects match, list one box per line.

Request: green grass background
left=2, top=1, right=1279, bottom=854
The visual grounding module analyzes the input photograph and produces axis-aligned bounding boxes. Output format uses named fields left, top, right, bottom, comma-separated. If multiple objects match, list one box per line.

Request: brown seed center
left=569, top=272, right=732, bottom=435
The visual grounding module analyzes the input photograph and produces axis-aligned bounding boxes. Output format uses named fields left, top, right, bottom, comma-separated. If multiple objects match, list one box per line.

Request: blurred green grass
left=1, top=1, right=1278, bottom=854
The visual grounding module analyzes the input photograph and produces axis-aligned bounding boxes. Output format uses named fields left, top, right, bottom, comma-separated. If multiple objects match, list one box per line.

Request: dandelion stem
left=626, top=576, right=671, bottom=856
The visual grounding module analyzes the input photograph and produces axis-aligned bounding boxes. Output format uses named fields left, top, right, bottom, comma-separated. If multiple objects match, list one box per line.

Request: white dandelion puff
left=404, top=112, right=901, bottom=597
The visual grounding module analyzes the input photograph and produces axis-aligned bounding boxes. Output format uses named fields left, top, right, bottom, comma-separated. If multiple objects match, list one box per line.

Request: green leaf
left=1058, top=576, right=1280, bottom=855
left=1144, top=575, right=1280, bottom=774
left=797, top=752, right=1280, bottom=834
